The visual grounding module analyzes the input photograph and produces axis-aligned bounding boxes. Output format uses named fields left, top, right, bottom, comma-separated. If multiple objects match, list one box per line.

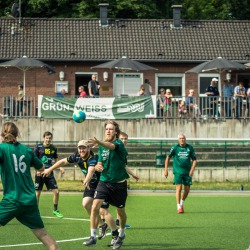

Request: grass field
left=0, top=192, right=250, bottom=250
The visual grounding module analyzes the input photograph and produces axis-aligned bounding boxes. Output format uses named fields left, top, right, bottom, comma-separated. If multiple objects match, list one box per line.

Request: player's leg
left=35, top=174, right=44, bottom=204
left=82, top=196, right=93, bottom=216
left=180, top=175, right=192, bottom=212
left=46, top=177, right=63, bottom=218
left=32, top=228, right=60, bottom=250
left=98, top=207, right=110, bottom=240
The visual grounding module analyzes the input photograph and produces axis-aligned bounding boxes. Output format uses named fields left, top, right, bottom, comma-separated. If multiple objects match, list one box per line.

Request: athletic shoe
left=178, top=206, right=184, bottom=214
left=116, top=219, right=131, bottom=229
left=83, top=236, right=96, bottom=247
left=98, top=222, right=108, bottom=240
left=53, top=210, right=63, bottom=218
left=113, top=234, right=126, bottom=249
left=107, top=237, right=116, bottom=247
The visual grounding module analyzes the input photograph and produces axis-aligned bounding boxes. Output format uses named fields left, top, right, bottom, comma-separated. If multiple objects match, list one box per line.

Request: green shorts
left=173, top=173, right=192, bottom=186
left=0, top=199, right=44, bottom=229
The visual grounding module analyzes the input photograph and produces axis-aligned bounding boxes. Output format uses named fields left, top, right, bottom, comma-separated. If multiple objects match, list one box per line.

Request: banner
left=38, top=95, right=157, bottom=119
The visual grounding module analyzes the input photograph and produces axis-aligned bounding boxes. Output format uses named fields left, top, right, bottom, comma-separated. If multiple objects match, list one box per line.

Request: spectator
left=222, top=80, right=234, bottom=118
left=157, top=88, right=165, bottom=117
left=56, top=89, right=66, bottom=98
left=88, top=74, right=100, bottom=97
left=17, top=84, right=24, bottom=117
left=186, top=89, right=200, bottom=118
left=205, top=78, right=220, bottom=118
left=137, top=85, right=146, bottom=96
left=78, top=86, right=87, bottom=98
left=178, top=100, right=187, bottom=118
left=234, top=82, right=246, bottom=118
left=246, top=82, right=250, bottom=118
left=143, top=79, right=152, bottom=96
left=164, top=89, right=173, bottom=117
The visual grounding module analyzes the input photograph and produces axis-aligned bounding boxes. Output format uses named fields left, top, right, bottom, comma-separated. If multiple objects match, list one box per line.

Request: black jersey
left=67, top=150, right=100, bottom=188
left=34, top=143, right=58, bottom=168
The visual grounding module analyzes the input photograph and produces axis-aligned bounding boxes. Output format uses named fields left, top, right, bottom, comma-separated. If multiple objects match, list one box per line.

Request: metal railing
left=2, top=95, right=250, bottom=119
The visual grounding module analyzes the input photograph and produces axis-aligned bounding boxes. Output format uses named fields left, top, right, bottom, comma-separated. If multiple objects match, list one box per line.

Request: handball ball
left=72, top=110, right=86, bottom=123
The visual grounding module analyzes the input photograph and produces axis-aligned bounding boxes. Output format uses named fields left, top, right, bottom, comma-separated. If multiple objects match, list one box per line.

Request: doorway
left=75, top=74, right=93, bottom=96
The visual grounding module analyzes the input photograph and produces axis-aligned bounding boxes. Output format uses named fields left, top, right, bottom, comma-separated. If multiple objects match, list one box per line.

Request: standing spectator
left=78, top=86, right=87, bottom=98
left=137, top=85, right=146, bottom=96
left=222, top=80, right=234, bottom=118
left=157, top=88, right=165, bottom=117
left=234, top=82, right=246, bottom=118
left=186, top=89, right=200, bottom=118
left=56, top=89, right=66, bottom=98
left=164, top=133, right=197, bottom=214
left=17, top=84, right=24, bottom=117
left=0, top=122, right=60, bottom=250
left=34, top=131, right=64, bottom=218
left=84, top=120, right=129, bottom=248
left=205, top=78, right=220, bottom=118
left=246, top=82, right=250, bottom=118
left=164, top=89, right=173, bottom=117
left=143, top=79, right=152, bottom=96
left=88, top=74, right=100, bottom=97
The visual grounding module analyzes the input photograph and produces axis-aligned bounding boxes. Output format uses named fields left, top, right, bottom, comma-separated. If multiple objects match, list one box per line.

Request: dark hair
left=1, top=122, right=19, bottom=143
left=104, top=120, right=120, bottom=138
left=19, top=85, right=23, bottom=89
left=120, top=131, right=128, bottom=138
left=43, top=131, right=53, bottom=138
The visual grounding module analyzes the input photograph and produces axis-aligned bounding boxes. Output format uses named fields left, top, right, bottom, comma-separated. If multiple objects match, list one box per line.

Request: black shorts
left=94, top=181, right=127, bottom=208
left=83, top=183, right=110, bottom=209
left=35, top=175, right=58, bottom=191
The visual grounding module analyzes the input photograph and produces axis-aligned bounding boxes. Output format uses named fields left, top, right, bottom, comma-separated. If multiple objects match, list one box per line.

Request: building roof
left=0, top=18, right=249, bottom=63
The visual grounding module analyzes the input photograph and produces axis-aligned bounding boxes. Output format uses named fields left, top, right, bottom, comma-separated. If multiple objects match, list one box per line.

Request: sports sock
left=177, top=204, right=181, bottom=209
left=119, top=228, right=125, bottom=237
left=91, top=229, right=97, bottom=238
left=111, top=229, right=119, bottom=238
left=54, top=204, right=58, bottom=211
left=180, top=199, right=184, bottom=206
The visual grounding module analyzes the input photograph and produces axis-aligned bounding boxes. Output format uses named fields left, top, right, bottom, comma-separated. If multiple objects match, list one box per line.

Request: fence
left=1, top=95, right=250, bottom=119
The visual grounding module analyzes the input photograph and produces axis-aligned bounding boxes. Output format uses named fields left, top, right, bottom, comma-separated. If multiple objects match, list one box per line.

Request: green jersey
left=0, top=142, right=43, bottom=206
left=98, top=139, right=129, bottom=183
left=168, top=143, right=196, bottom=174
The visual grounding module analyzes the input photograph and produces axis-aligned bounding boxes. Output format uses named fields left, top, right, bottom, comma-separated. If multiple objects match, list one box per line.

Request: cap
left=166, top=89, right=171, bottom=93
left=77, top=140, right=88, bottom=147
left=212, top=78, right=218, bottom=82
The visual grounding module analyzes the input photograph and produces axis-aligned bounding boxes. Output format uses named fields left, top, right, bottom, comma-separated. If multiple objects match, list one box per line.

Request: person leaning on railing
left=17, top=84, right=24, bottom=117
left=222, top=80, right=234, bottom=118
left=186, top=89, right=201, bottom=118
left=234, top=82, right=246, bottom=118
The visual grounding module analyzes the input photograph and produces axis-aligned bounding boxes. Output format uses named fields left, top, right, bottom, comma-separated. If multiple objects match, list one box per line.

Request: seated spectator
left=186, top=89, right=201, bottom=118
left=164, top=89, right=173, bottom=117
left=56, top=89, right=66, bottom=98
left=178, top=100, right=187, bottom=117
left=157, top=88, right=165, bottom=117
left=137, top=85, right=146, bottom=96
left=78, top=86, right=87, bottom=98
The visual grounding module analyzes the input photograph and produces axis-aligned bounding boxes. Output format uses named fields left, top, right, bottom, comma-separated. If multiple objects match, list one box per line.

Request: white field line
left=0, top=217, right=113, bottom=248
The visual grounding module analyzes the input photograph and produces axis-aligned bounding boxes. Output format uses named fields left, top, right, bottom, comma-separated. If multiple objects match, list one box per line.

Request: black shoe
left=83, top=236, right=96, bottom=247
left=98, top=223, right=108, bottom=240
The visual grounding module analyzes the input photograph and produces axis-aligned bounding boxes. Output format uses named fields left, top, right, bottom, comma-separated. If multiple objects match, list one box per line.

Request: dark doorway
left=75, top=74, right=92, bottom=96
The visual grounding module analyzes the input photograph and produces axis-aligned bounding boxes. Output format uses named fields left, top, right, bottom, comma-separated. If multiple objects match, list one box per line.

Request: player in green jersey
left=0, top=122, right=60, bottom=250
left=84, top=121, right=129, bottom=249
left=164, top=133, right=197, bottom=214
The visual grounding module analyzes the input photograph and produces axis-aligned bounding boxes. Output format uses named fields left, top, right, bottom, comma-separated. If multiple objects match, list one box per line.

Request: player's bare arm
left=42, top=158, right=67, bottom=176
left=88, top=137, right=115, bottom=150
left=82, top=166, right=95, bottom=189
left=189, top=159, right=197, bottom=176
left=126, top=166, right=139, bottom=181
left=164, top=157, right=170, bottom=178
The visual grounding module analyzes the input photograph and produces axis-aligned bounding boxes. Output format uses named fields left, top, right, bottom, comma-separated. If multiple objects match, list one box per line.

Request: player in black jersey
left=34, top=131, right=64, bottom=218
left=43, top=140, right=109, bottom=230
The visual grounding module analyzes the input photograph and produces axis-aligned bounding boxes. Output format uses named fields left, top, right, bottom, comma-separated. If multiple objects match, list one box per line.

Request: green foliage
left=0, top=0, right=250, bottom=20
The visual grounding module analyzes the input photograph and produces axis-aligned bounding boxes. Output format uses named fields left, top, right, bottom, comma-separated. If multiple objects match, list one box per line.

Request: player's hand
left=95, top=162, right=104, bottom=172
left=87, top=137, right=99, bottom=148
left=82, top=180, right=90, bottom=190
left=132, top=174, right=140, bottom=181
left=164, top=170, right=168, bottom=178
left=42, top=168, right=51, bottom=177
left=60, top=167, right=65, bottom=174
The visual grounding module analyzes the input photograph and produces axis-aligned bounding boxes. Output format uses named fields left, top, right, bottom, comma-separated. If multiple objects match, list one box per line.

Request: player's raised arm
left=43, top=158, right=68, bottom=176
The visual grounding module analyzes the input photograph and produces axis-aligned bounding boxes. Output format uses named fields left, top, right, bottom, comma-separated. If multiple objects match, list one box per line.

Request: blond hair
left=1, top=122, right=20, bottom=143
